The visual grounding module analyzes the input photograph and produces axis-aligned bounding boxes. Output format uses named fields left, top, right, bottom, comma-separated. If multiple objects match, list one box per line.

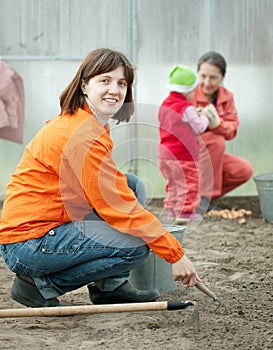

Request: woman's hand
left=196, top=106, right=203, bottom=116
left=171, top=255, right=200, bottom=287
left=203, top=104, right=220, bottom=128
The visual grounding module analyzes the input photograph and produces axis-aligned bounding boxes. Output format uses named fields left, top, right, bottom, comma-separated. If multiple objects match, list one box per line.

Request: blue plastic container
left=254, top=173, right=273, bottom=223
left=128, top=225, right=185, bottom=292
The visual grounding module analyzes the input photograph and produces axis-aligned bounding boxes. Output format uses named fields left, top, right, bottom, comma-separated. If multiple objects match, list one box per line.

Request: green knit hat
left=166, top=65, right=199, bottom=94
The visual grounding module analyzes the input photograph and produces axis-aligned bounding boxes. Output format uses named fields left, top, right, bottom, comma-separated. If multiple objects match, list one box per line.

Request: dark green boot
left=88, top=281, right=160, bottom=305
left=10, top=275, right=63, bottom=308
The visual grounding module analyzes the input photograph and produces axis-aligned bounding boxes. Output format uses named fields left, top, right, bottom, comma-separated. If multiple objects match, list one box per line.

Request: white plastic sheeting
left=0, top=0, right=272, bottom=197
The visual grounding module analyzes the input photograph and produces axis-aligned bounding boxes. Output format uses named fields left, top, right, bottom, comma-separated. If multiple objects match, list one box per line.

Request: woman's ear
left=81, top=80, right=87, bottom=95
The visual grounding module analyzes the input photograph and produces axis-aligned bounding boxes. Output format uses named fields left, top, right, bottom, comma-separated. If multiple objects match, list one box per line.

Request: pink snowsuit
left=158, top=91, right=208, bottom=216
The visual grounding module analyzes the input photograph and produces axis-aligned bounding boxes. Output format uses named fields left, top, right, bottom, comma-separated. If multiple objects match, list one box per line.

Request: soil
left=0, top=196, right=272, bottom=350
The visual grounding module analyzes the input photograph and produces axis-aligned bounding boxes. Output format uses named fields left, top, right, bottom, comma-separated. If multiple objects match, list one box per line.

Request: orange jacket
left=0, top=105, right=183, bottom=263
left=192, top=85, right=239, bottom=140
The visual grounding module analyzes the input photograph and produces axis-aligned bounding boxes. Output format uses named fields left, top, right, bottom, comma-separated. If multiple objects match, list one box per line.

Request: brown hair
left=59, top=48, right=136, bottom=123
left=197, top=51, right=227, bottom=77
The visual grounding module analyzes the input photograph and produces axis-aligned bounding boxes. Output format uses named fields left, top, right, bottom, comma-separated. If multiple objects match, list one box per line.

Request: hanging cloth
left=0, top=60, right=24, bottom=144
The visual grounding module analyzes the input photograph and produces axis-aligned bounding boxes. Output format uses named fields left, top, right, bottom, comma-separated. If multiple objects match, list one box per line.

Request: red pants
left=159, top=158, right=200, bottom=216
left=199, top=132, right=254, bottom=199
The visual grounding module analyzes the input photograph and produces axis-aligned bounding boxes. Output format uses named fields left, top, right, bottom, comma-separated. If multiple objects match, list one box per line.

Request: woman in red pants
left=192, top=51, right=253, bottom=212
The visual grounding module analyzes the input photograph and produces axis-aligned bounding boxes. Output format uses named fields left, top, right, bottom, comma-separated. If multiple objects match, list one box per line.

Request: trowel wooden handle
left=195, top=281, right=216, bottom=299
left=0, top=301, right=194, bottom=318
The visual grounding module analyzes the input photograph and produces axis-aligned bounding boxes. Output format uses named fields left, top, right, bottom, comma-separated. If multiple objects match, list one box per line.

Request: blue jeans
left=0, top=174, right=149, bottom=299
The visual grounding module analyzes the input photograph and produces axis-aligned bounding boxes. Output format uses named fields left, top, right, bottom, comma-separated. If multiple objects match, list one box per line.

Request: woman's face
left=198, top=62, right=224, bottom=98
left=82, top=66, right=128, bottom=117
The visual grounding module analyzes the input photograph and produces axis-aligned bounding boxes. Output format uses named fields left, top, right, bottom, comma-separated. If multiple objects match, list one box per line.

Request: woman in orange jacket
left=191, top=51, right=253, bottom=212
left=0, top=48, right=199, bottom=308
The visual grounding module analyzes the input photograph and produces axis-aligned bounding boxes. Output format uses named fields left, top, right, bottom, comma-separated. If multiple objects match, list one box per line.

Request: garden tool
left=195, top=281, right=227, bottom=313
left=0, top=300, right=195, bottom=316
left=0, top=300, right=200, bottom=333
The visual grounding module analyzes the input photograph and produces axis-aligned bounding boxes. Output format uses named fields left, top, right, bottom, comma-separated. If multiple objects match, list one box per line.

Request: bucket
left=253, top=173, right=273, bottom=223
left=129, top=225, right=185, bottom=292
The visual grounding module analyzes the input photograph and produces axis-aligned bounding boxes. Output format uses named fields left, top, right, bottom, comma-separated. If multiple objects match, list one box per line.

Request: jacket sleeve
left=182, top=105, right=209, bottom=134
left=212, top=94, right=239, bottom=140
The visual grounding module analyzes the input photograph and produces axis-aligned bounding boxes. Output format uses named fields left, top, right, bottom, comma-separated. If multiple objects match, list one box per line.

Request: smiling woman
left=81, top=66, right=128, bottom=118
left=59, top=48, right=135, bottom=123
left=0, top=48, right=199, bottom=309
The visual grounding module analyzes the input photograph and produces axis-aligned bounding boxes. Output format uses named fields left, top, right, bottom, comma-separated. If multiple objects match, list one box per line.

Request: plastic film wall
left=0, top=0, right=272, bottom=199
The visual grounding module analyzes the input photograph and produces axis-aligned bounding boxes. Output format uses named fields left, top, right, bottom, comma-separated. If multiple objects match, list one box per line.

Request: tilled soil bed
left=0, top=196, right=272, bottom=350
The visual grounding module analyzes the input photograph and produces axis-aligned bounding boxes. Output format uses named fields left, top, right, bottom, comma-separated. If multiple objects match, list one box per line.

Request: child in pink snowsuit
left=158, top=65, right=216, bottom=224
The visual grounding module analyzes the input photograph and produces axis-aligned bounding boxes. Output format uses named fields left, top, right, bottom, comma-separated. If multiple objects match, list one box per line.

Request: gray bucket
left=128, top=225, right=185, bottom=292
left=254, top=173, right=273, bottom=223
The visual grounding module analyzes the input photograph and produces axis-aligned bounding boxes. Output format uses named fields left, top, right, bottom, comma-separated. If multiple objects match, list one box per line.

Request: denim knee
left=131, top=243, right=150, bottom=265
left=125, top=173, right=146, bottom=206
